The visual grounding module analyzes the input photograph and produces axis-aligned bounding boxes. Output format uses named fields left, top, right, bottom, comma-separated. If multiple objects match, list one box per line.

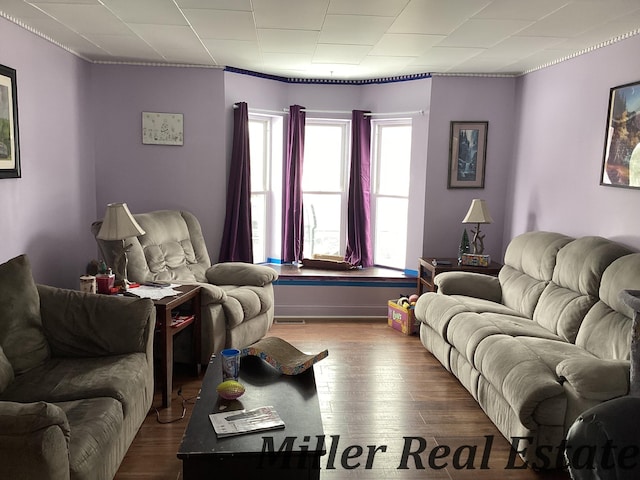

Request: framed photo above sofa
left=0, top=63, right=20, bottom=179
left=448, top=121, right=488, bottom=189
left=601, top=80, right=640, bottom=189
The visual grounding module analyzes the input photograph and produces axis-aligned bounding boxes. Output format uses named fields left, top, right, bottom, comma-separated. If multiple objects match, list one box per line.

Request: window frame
left=301, top=118, right=351, bottom=257
left=371, top=118, right=413, bottom=269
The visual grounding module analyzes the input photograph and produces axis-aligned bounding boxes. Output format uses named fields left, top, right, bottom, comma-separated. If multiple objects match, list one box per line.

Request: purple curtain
left=219, top=102, right=253, bottom=263
left=281, top=105, right=306, bottom=263
left=345, top=110, right=373, bottom=267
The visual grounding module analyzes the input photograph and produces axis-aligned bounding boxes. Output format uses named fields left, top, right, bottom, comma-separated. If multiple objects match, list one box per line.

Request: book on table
left=209, top=406, right=285, bottom=438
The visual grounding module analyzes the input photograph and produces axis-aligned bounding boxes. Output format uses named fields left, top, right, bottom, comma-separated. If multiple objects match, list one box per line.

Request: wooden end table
left=417, top=257, right=502, bottom=295
left=153, top=284, right=201, bottom=408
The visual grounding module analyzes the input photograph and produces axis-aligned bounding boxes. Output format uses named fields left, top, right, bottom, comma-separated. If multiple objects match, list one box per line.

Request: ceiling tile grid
left=0, top=0, right=638, bottom=79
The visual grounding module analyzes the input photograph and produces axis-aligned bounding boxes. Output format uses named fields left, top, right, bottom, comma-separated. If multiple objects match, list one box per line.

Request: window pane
left=251, top=193, right=266, bottom=263
left=303, top=193, right=342, bottom=257
left=302, top=124, right=344, bottom=192
left=377, top=125, right=411, bottom=196
left=249, top=120, right=265, bottom=192
left=374, top=197, right=408, bottom=268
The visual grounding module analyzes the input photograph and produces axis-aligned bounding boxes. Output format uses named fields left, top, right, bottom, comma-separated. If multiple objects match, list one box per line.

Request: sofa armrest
left=557, top=357, right=629, bottom=400
left=434, top=271, right=502, bottom=303
left=37, top=285, right=155, bottom=357
left=0, top=401, right=71, bottom=480
left=206, top=262, right=278, bottom=287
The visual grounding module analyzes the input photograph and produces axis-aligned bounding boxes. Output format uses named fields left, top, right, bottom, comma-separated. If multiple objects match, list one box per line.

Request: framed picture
left=142, top=112, right=183, bottom=146
left=448, top=121, right=488, bottom=189
left=601, top=80, right=640, bottom=189
left=0, top=64, right=20, bottom=179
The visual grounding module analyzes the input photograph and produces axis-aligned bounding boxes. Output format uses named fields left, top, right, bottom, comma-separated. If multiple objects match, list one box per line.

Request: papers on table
left=209, top=406, right=285, bottom=438
left=126, top=284, right=181, bottom=300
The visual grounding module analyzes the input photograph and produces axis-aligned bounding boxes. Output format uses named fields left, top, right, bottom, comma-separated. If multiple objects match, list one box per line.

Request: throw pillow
left=0, top=345, right=14, bottom=393
left=0, top=254, right=50, bottom=374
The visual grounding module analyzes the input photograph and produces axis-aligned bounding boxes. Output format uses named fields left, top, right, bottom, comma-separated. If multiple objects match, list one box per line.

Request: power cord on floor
left=153, top=386, right=197, bottom=424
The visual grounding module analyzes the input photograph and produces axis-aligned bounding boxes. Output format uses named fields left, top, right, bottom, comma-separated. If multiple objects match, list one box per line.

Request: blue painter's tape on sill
left=273, top=278, right=416, bottom=288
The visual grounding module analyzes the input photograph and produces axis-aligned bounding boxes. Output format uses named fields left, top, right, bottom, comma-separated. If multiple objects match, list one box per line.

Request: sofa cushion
left=0, top=255, right=50, bottom=374
left=0, top=347, right=14, bottom=394
left=448, top=312, right=562, bottom=368
left=575, top=253, right=640, bottom=360
left=0, top=354, right=149, bottom=418
left=474, top=335, right=594, bottom=429
left=532, top=237, right=632, bottom=342
left=499, top=232, right=573, bottom=318
left=58, top=397, right=123, bottom=480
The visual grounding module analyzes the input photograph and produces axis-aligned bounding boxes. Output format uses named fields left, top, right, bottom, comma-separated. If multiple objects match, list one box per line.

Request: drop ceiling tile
left=437, top=18, right=532, bottom=48
left=160, top=47, right=216, bottom=65
left=558, top=20, right=640, bottom=50
left=253, top=0, right=329, bottom=30
left=473, top=0, right=565, bottom=20
left=497, top=48, right=577, bottom=73
left=261, top=52, right=313, bottom=70
left=319, top=14, right=395, bottom=45
left=175, top=0, right=252, bottom=10
left=411, top=46, right=484, bottom=68
left=369, top=33, right=445, bottom=56
left=201, top=38, right=261, bottom=66
left=83, top=33, right=163, bottom=60
left=128, top=24, right=203, bottom=51
left=482, top=35, right=567, bottom=59
left=313, top=44, right=371, bottom=64
left=388, top=0, right=492, bottom=35
left=327, top=0, right=410, bottom=17
left=182, top=9, right=256, bottom=40
left=101, top=0, right=186, bottom=25
left=257, top=29, right=319, bottom=54
left=360, top=54, right=414, bottom=71
left=517, top=2, right=637, bottom=38
left=0, top=0, right=53, bottom=20
left=30, top=3, right=131, bottom=35
left=29, top=0, right=98, bottom=4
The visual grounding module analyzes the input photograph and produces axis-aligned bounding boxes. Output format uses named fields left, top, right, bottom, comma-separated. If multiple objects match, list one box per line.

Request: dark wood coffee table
left=178, top=351, right=325, bottom=479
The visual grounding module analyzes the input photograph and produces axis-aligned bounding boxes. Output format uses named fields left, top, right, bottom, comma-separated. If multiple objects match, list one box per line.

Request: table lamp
left=96, top=202, right=145, bottom=290
left=462, top=199, right=493, bottom=254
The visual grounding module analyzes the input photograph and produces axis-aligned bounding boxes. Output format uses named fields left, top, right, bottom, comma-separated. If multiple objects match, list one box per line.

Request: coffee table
left=178, top=351, right=325, bottom=479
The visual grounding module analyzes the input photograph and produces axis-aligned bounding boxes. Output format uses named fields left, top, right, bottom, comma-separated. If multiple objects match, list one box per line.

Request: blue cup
left=221, top=348, right=241, bottom=381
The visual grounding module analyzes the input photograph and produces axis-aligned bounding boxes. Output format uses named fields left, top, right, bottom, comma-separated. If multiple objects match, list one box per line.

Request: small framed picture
left=142, top=112, right=183, bottom=146
left=448, top=121, right=488, bottom=189
left=601, top=80, right=640, bottom=189
left=0, top=64, right=20, bottom=179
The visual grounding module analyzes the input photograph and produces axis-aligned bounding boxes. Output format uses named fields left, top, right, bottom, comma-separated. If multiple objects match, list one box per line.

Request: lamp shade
left=462, top=199, right=493, bottom=224
left=96, top=203, right=145, bottom=241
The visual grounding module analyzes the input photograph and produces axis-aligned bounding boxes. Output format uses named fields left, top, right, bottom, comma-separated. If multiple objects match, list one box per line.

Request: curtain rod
left=234, top=104, right=424, bottom=117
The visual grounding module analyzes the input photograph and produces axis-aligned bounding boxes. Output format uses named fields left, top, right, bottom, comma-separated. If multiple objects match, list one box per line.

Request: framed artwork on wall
left=601, top=80, right=640, bottom=189
left=0, top=63, right=20, bottom=179
left=448, top=121, right=488, bottom=189
left=142, top=112, right=184, bottom=146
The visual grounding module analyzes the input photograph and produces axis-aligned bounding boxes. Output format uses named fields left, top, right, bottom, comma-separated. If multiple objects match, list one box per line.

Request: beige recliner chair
left=91, top=209, right=278, bottom=364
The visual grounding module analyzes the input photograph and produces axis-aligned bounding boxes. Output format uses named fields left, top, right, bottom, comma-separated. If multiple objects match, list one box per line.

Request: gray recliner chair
left=91, top=209, right=278, bottom=364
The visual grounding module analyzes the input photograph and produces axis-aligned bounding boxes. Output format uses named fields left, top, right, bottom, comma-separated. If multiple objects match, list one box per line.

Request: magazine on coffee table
left=209, top=406, right=285, bottom=438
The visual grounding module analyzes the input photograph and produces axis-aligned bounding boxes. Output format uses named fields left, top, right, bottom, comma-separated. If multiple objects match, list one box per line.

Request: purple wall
left=424, top=75, right=517, bottom=260
left=91, top=64, right=227, bottom=260
left=0, top=17, right=95, bottom=288
left=509, top=35, right=640, bottom=250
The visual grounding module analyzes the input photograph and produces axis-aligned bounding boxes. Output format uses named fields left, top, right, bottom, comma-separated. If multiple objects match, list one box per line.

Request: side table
left=153, top=284, right=202, bottom=408
left=417, top=257, right=503, bottom=295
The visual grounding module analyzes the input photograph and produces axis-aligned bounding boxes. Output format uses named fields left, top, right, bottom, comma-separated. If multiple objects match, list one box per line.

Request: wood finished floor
left=114, top=320, right=571, bottom=480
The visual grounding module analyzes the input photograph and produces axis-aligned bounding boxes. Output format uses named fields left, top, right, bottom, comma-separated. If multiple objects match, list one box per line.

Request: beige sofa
left=414, top=231, right=640, bottom=469
left=0, top=254, right=156, bottom=480
left=92, top=209, right=278, bottom=364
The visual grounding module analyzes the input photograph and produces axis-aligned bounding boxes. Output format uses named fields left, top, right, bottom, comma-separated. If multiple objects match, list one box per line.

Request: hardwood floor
left=114, top=320, right=571, bottom=480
